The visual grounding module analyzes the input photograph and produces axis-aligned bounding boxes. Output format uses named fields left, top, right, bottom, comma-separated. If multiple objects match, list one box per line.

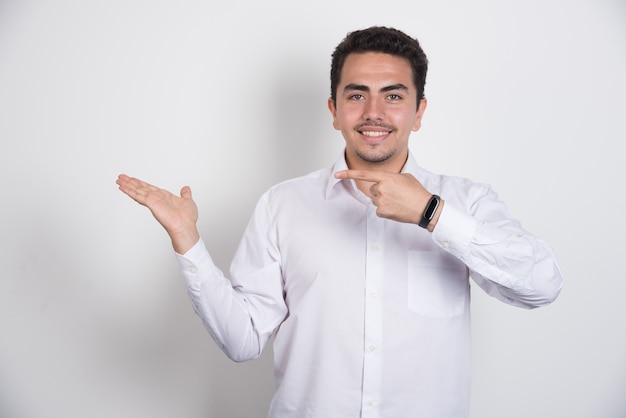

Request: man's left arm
left=335, top=169, right=563, bottom=308
left=431, top=186, right=563, bottom=309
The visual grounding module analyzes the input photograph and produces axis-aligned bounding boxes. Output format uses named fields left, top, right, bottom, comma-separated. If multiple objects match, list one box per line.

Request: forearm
left=433, top=204, right=563, bottom=308
left=176, top=239, right=286, bottom=361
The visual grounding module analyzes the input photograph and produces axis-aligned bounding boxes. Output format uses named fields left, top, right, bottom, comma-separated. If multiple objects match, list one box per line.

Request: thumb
left=180, top=185, right=193, bottom=200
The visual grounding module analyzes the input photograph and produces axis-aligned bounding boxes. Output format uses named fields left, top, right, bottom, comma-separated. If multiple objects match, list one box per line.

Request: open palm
left=116, top=174, right=200, bottom=253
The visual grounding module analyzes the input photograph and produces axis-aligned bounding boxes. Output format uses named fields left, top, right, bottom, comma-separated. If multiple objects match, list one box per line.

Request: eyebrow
left=343, top=83, right=410, bottom=94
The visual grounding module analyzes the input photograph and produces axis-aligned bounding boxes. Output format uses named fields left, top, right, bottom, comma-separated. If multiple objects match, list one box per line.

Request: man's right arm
left=116, top=175, right=287, bottom=361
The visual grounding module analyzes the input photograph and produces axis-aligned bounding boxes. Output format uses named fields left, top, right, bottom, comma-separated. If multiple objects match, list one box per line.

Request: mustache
left=355, top=122, right=395, bottom=131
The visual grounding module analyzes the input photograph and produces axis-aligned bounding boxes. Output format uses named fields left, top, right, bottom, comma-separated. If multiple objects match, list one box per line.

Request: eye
left=348, top=94, right=365, bottom=100
left=387, top=94, right=402, bottom=101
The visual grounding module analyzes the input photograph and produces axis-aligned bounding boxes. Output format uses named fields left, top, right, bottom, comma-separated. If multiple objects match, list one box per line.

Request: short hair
left=330, top=26, right=428, bottom=108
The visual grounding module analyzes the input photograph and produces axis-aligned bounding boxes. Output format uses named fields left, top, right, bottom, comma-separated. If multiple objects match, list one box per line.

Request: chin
left=356, top=150, right=396, bottom=164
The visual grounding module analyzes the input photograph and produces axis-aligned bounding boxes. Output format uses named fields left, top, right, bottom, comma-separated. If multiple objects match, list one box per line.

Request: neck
left=345, top=150, right=409, bottom=197
left=345, top=149, right=408, bottom=172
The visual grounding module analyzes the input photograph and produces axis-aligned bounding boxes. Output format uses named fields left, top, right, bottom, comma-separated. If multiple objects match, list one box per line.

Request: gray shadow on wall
left=267, top=56, right=340, bottom=183
left=187, top=54, right=340, bottom=418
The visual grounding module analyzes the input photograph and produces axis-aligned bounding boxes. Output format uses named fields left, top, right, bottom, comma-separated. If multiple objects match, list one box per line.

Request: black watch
left=418, top=194, right=441, bottom=229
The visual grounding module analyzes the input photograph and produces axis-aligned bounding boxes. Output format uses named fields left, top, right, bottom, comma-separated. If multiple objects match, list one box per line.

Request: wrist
left=170, top=226, right=200, bottom=254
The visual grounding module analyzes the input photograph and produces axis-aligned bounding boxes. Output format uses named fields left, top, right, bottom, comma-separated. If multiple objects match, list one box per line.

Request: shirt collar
left=325, top=150, right=424, bottom=200
left=325, top=152, right=349, bottom=199
left=401, top=150, right=422, bottom=177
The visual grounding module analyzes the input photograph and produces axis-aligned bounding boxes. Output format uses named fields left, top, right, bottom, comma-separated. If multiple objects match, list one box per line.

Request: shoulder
left=413, top=164, right=498, bottom=210
left=259, top=166, right=330, bottom=204
left=406, top=153, right=492, bottom=197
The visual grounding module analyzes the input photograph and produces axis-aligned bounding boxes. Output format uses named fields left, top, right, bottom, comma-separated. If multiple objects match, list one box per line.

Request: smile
left=360, top=130, right=390, bottom=137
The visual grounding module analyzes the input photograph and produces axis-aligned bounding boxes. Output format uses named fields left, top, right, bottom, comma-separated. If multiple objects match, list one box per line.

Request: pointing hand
left=334, top=169, right=442, bottom=229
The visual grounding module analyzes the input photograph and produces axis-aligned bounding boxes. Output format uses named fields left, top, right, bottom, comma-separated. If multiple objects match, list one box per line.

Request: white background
left=1, top=1, right=625, bottom=417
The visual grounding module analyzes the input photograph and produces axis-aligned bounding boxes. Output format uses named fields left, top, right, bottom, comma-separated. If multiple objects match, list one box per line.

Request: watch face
left=419, top=195, right=440, bottom=228
left=425, top=196, right=440, bottom=219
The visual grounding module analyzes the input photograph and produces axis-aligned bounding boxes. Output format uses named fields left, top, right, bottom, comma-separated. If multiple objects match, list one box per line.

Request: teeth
left=361, top=131, right=388, bottom=137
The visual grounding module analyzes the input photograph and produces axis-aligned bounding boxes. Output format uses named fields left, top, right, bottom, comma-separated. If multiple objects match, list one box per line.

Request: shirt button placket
left=362, top=205, right=384, bottom=418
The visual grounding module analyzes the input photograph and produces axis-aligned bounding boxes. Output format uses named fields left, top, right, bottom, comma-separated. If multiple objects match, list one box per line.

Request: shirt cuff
left=432, top=203, right=478, bottom=252
left=174, top=238, right=217, bottom=290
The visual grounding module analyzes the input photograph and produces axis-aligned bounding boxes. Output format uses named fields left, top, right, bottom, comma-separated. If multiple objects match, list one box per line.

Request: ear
left=328, top=97, right=340, bottom=130
left=412, top=98, right=428, bottom=131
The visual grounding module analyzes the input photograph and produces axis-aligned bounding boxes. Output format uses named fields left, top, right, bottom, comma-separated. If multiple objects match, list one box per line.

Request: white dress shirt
left=175, top=152, right=563, bottom=418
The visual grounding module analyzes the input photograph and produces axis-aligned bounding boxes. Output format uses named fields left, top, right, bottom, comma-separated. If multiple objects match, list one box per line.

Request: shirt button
left=442, top=241, right=450, bottom=249
left=371, top=291, right=379, bottom=299
left=367, top=344, right=377, bottom=352
left=188, top=267, right=198, bottom=274
left=368, top=399, right=378, bottom=406
left=370, top=245, right=380, bottom=251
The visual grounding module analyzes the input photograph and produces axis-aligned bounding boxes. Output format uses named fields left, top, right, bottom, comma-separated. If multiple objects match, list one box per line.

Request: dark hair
left=330, top=26, right=428, bottom=108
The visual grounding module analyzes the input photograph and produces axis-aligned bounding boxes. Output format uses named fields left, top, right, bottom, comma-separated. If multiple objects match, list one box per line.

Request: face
left=328, top=52, right=427, bottom=172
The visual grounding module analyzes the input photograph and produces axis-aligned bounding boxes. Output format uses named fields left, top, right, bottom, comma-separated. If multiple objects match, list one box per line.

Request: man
left=117, top=26, right=562, bottom=417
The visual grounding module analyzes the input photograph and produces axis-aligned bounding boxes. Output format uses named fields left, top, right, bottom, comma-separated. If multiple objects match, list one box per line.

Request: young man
left=117, top=26, right=562, bottom=417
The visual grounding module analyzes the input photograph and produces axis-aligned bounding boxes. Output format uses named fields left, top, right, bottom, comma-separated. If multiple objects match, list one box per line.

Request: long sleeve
left=431, top=184, right=563, bottom=309
left=168, top=154, right=560, bottom=416
left=175, top=194, right=288, bottom=361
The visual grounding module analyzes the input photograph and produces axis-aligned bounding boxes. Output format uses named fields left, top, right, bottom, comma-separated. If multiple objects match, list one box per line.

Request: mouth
left=357, top=125, right=393, bottom=142
left=360, top=130, right=390, bottom=137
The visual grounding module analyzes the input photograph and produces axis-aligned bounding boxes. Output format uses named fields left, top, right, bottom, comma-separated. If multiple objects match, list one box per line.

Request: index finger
left=116, top=174, right=159, bottom=196
left=334, top=169, right=389, bottom=183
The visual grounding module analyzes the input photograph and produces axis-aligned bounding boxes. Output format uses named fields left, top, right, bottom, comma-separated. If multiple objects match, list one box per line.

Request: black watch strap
left=419, top=194, right=440, bottom=229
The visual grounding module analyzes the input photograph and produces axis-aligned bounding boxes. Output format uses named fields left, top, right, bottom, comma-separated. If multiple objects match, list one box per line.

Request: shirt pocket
left=407, top=250, right=469, bottom=318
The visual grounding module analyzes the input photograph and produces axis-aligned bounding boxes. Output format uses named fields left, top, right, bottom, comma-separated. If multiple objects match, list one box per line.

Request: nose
left=363, top=96, right=384, bottom=121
